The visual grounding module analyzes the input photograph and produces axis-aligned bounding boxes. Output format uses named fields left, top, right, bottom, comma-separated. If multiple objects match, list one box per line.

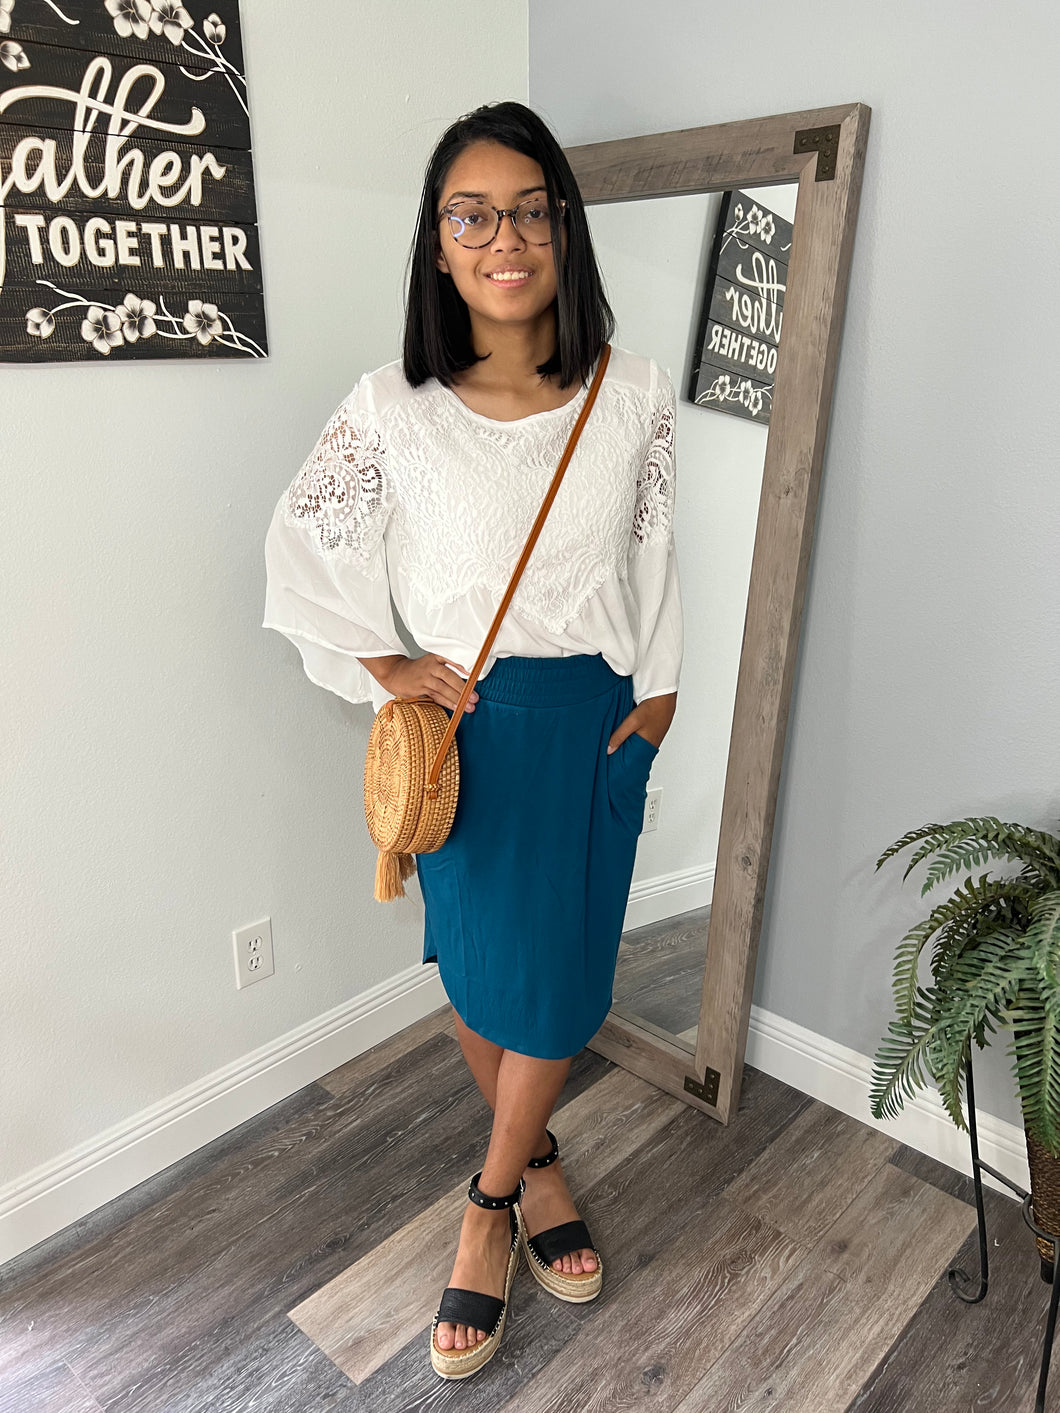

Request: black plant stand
left=948, top=1051, right=1060, bottom=1412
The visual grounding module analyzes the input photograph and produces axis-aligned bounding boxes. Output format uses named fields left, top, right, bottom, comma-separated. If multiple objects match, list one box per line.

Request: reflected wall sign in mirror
left=568, top=104, right=871, bottom=1124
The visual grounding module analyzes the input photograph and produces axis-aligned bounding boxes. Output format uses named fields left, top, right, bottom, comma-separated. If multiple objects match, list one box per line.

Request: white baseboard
left=624, top=862, right=714, bottom=930
left=744, top=1003, right=1030, bottom=1199
left=0, top=896, right=1030, bottom=1269
left=626, top=865, right=1028, bottom=1199
left=0, top=964, right=448, bottom=1268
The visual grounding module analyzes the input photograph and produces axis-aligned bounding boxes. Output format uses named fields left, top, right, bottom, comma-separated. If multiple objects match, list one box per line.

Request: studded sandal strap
left=435, top=1286, right=504, bottom=1337
left=525, top=1129, right=560, bottom=1168
left=526, top=1219, right=595, bottom=1269
left=467, top=1171, right=525, bottom=1210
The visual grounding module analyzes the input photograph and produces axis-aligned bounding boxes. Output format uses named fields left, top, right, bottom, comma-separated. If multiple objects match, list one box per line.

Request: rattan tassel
left=374, top=849, right=418, bottom=902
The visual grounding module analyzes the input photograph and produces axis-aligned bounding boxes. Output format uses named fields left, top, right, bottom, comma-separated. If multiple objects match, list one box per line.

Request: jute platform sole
left=517, top=1128, right=603, bottom=1304
left=430, top=1175, right=525, bottom=1380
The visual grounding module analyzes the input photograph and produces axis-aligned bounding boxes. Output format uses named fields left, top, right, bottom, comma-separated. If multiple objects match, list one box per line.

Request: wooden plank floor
left=1, top=1003, right=1055, bottom=1412
left=612, top=904, right=710, bottom=1037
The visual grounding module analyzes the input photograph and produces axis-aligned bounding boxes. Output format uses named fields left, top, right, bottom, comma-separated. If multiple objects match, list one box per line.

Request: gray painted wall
left=530, top=0, right=1060, bottom=1129
left=1, top=1, right=527, bottom=1185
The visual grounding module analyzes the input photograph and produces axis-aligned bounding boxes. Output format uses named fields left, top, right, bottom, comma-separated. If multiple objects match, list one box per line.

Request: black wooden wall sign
left=0, top=0, right=266, bottom=361
left=687, top=190, right=792, bottom=425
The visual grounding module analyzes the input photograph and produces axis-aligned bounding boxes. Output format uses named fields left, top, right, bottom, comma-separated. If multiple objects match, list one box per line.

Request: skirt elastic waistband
left=471, top=652, right=625, bottom=707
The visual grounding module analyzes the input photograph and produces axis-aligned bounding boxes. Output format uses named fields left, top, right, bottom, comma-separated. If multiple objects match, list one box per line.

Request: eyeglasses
left=438, top=197, right=566, bottom=248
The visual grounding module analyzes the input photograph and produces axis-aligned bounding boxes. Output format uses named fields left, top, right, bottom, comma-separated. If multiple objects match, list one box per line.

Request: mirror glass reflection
left=586, top=181, right=798, bottom=1053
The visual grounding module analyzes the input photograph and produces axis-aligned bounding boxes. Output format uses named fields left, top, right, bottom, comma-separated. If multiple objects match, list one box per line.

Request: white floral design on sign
left=148, top=1, right=192, bottom=45
left=97, top=0, right=248, bottom=115
left=25, top=282, right=265, bottom=358
left=697, top=371, right=769, bottom=419
left=104, top=0, right=151, bottom=39
left=183, top=297, right=222, bottom=344
left=721, top=198, right=792, bottom=260
left=0, top=37, right=28, bottom=68
left=115, top=293, right=157, bottom=341
left=81, top=305, right=123, bottom=354
left=25, top=307, right=56, bottom=338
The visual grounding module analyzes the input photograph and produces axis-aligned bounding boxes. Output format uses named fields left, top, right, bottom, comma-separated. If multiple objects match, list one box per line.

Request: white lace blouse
left=262, top=344, right=683, bottom=716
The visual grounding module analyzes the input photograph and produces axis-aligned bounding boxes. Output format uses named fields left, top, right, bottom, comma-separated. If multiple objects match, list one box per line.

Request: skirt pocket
left=608, top=730, right=658, bottom=835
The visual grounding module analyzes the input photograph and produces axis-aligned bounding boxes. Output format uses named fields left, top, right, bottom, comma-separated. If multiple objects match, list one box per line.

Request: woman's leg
left=451, top=1011, right=557, bottom=1159
left=435, top=1039, right=569, bottom=1351
left=451, top=1009, right=504, bottom=1110
left=451, top=1011, right=598, bottom=1273
left=435, top=1015, right=598, bottom=1353
left=451, top=1010, right=598, bottom=1273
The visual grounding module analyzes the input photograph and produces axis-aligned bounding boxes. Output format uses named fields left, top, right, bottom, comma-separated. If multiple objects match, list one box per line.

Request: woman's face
left=434, top=141, right=563, bottom=338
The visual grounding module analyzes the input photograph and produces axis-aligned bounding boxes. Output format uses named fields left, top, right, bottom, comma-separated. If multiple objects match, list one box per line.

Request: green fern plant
left=869, top=815, right=1060, bottom=1154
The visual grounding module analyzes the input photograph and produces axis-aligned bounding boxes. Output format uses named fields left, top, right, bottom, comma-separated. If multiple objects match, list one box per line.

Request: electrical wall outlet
left=644, top=787, right=662, bottom=833
left=233, top=917, right=274, bottom=989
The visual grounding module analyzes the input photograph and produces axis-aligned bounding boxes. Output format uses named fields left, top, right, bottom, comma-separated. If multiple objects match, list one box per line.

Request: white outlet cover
left=233, top=917, right=274, bottom=989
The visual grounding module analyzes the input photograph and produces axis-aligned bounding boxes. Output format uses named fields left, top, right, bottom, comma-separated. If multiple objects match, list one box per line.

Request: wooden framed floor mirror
left=576, top=103, right=871, bottom=1124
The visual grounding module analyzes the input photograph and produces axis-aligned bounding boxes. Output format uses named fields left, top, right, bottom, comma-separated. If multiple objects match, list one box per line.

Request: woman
left=263, top=100, right=682, bottom=1378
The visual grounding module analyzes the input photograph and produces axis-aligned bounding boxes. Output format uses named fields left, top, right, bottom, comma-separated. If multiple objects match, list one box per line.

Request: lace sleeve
left=629, top=369, right=682, bottom=701
left=282, top=394, right=392, bottom=578
left=263, top=380, right=406, bottom=711
left=631, top=372, right=676, bottom=552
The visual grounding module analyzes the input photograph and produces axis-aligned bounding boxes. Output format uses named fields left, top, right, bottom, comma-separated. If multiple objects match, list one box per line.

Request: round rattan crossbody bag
left=364, top=344, right=612, bottom=901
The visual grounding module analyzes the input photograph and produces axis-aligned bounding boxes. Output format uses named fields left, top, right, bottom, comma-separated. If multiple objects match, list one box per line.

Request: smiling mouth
left=486, top=271, right=533, bottom=283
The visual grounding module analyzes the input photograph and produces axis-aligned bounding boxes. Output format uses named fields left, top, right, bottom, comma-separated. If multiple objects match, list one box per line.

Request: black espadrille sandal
left=429, top=1172, right=525, bottom=1379
left=517, top=1129, right=603, bottom=1302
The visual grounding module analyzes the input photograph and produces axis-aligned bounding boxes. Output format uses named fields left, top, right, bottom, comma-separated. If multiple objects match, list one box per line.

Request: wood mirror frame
left=572, top=102, right=871, bottom=1125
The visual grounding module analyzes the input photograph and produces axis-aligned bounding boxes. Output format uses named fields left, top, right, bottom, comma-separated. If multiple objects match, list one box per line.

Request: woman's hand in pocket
left=607, top=691, right=677, bottom=753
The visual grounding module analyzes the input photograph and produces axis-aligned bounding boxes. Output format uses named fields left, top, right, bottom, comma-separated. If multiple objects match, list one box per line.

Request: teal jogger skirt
left=414, top=652, right=659, bottom=1060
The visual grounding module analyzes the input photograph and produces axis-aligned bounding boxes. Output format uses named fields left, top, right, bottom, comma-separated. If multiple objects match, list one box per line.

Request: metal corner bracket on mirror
left=685, top=1069, right=721, bottom=1107
left=793, top=123, right=843, bottom=181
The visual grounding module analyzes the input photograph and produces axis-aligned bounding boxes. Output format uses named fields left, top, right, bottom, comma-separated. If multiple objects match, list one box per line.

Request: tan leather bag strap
left=389, top=343, right=612, bottom=794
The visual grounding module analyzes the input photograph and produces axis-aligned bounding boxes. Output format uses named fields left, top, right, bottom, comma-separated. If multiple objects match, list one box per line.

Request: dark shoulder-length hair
left=402, top=100, right=614, bottom=391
